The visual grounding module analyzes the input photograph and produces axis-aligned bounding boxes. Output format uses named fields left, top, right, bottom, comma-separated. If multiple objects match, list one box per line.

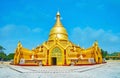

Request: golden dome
left=49, top=11, right=68, bottom=40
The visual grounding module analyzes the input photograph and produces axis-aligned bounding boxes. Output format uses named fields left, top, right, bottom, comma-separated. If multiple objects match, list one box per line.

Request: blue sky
left=0, top=0, right=120, bottom=54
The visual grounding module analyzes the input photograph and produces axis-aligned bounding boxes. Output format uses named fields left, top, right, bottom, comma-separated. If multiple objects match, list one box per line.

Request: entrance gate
left=51, top=47, right=62, bottom=65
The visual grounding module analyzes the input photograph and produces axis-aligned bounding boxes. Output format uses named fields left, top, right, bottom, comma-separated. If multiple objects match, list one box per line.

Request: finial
left=54, top=11, right=63, bottom=27
left=17, top=41, right=22, bottom=47
left=18, top=40, right=21, bottom=43
left=57, top=11, right=60, bottom=16
left=95, top=40, right=98, bottom=43
left=94, top=40, right=98, bottom=46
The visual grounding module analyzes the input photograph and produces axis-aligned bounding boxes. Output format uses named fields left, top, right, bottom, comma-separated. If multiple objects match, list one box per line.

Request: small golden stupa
left=13, top=11, right=103, bottom=66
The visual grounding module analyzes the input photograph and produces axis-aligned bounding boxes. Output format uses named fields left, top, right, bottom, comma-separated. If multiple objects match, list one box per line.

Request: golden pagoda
left=13, top=11, right=103, bottom=66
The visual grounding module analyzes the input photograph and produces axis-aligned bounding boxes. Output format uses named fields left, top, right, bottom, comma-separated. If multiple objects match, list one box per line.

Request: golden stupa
left=13, top=11, right=103, bottom=66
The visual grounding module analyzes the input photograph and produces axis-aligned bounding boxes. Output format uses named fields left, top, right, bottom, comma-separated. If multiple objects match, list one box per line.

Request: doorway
left=51, top=47, right=62, bottom=65
left=52, top=57, right=57, bottom=65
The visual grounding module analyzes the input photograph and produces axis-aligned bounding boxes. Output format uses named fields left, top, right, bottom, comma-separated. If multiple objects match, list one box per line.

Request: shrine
left=13, top=11, right=103, bottom=66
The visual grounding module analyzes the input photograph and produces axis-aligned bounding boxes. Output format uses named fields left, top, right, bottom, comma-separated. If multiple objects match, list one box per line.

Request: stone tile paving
left=0, top=62, right=120, bottom=78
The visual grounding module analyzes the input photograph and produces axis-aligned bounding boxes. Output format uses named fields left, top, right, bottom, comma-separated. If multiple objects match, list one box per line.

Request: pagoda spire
left=48, top=11, right=68, bottom=40
left=54, top=11, right=63, bottom=27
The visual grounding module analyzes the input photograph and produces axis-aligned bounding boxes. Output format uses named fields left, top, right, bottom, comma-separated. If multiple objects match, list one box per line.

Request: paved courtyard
left=0, top=61, right=120, bottom=78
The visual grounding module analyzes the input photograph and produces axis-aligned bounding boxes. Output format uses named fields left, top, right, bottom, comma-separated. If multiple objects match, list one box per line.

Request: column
left=64, top=49, right=66, bottom=65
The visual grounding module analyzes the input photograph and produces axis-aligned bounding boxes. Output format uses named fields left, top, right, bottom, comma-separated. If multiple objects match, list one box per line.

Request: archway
left=51, top=47, right=62, bottom=65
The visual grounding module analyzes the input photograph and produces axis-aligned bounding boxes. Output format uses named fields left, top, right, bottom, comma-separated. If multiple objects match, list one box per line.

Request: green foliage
left=106, top=52, right=120, bottom=60
left=7, top=53, right=14, bottom=60
left=108, top=52, right=120, bottom=56
left=101, top=49, right=108, bottom=58
left=0, top=45, right=6, bottom=61
left=0, top=45, right=5, bottom=52
left=0, top=45, right=14, bottom=61
left=0, top=52, right=7, bottom=61
left=0, top=52, right=15, bottom=61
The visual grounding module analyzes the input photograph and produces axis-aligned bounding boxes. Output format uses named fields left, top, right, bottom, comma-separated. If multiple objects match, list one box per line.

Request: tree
left=109, top=52, right=120, bottom=56
left=0, top=45, right=15, bottom=61
left=7, top=53, right=15, bottom=60
left=0, top=52, right=7, bottom=61
left=101, top=49, right=108, bottom=58
left=0, top=45, right=6, bottom=61
left=0, top=45, right=5, bottom=52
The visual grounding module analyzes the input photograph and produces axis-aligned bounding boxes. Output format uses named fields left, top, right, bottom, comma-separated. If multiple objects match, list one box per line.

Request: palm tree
left=0, top=45, right=6, bottom=61
left=0, top=45, right=6, bottom=52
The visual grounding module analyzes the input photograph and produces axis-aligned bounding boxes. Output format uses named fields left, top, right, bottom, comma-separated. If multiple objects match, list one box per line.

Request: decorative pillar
left=47, top=50, right=49, bottom=66
left=64, top=49, right=66, bottom=65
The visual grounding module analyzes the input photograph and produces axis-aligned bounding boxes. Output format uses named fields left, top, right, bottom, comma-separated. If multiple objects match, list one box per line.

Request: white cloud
left=0, top=24, right=42, bottom=37
left=32, top=28, right=41, bottom=33
left=0, top=24, right=43, bottom=54
left=70, top=26, right=120, bottom=53
left=0, top=25, right=16, bottom=36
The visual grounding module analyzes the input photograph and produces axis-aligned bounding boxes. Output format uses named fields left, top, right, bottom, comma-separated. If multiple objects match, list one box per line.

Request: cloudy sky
left=0, top=0, right=120, bottom=54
